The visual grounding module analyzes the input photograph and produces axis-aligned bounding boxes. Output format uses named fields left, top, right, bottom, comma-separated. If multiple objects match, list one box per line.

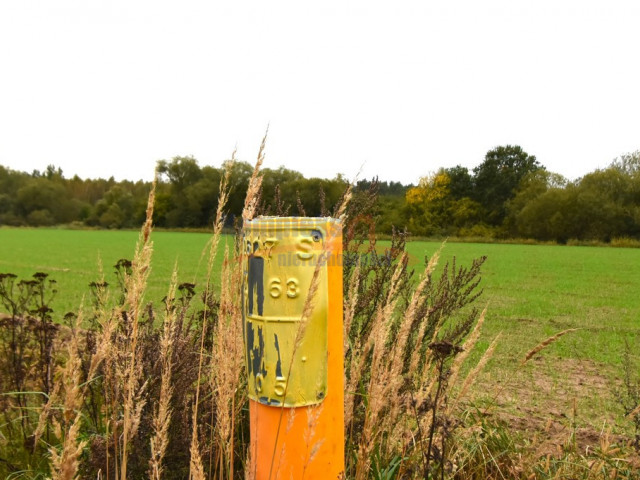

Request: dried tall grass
left=453, top=329, right=499, bottom=407
left=210, top=245, right=244, bottom=479
left=353, top=254, right=408, bottom=480
left=119, top=175, right=157, bottom=480
left=40, top=299, right=112, bottom=480
left=47, top=313, right=86, bottom=480
left=242, top=131, right=267, bottom=224
left=148, top=268, right=178, bottom=480
left=237, top=136, right=268, bottom=480
left=190, top=156, right=235, bottom=480
left=339, top=205, right=496, bottom=479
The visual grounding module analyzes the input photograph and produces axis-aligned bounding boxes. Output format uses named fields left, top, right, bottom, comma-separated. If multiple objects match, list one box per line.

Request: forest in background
left=1, top=145, right=639, bottom=243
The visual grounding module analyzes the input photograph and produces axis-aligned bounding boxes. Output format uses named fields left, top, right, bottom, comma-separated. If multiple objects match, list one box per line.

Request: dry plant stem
left=409, top=389, right=430, bottom=475
left=447, top=307, right=487, bottom=390
left=345, top=335, right=372, bottom=430
left=192, top=153, right=234, bottom=287
left=413, top=334, right=445, bottom=467
left=212, top=158, right=239, bottom=480
left=521, top=328, right=579, bottom=364
left=242, top=129, right=268, bottom=223
left=334, top=185, right=352, bottom=223
left=229, top=245, right=249, bottom=480
left=207, top=154, right=234, bottom=281
left=342, top=262, right=361, bottom=428
left=48, top=313, right=87, bottom=480
left=354, top=254, right=407, bottom=480
left=354, top=310, right=386, bottom=479
left=453, top=331, right=500, bottom=409
left=189, top=440, right=206, bottom=480
left=35, top=279, right=112, bottom=448
left=37, top=299, right=112, bottom=475
left=120, top=175, right=156, bottom=480
left=406, top=260, right=447, bottom=392
left=190, top=155, right=234, bottom=480
left=33, top=376, right=61, bottom=447
left=148, top=267, right=179, bottom=480
left=187, top=281, right=211, bottom=473
left=629, top=404, right=640, bottom=418
left=342, top=258, right=363, bottom=430
left=417, top=315, right=447, bottom=396
left=212, top=246, right=244, bottom=480
left=244, top=438, right=256, bottom=480
left=407, top=309, right=434, bottom=379
left=345, top=251, right=406, bottom=435
left=213, top=250, right=233, bottom=476
left=385, top=250, right=441, bottom=437
left=343, top=262, right=361, bottom=357
left=301, top=405, right=325, bottom=480
left=424, top=355, right=448, bottom=477
left=95, top=278, right=118, bottom=480
left=236, top=143, right=269, bottom=480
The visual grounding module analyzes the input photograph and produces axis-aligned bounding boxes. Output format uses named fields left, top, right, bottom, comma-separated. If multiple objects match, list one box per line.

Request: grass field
left=0, top=227, right=231, bottom=314
left=1, top=227, right=639, bottom=436
left=404, top=240, right=640, bottom=365
left=403, top=240, right=640, bottom=437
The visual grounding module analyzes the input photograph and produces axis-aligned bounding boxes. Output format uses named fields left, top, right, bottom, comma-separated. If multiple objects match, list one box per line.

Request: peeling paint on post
left=243, top=216, right=344, bottom=479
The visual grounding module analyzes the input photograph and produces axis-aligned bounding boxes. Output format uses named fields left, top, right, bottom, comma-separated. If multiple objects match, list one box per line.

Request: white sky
left=1, top=1, right=639, bottom=185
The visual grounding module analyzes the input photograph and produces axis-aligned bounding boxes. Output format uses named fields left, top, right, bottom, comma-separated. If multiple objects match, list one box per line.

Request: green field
left=0, top=228, right=231, bottom=315
left=1, top=227, right=639, bottom=433
left=402, top=240, right=640, bottom=433
left=2, top=228, right=638, bottom=365
left=404, top=241, right=640, bottom=364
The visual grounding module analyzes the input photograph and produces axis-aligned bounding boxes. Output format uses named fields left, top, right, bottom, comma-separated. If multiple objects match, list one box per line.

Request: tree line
left=1, top=146, right=639, bottom=243
left=405, top=146, right=640, bottom=242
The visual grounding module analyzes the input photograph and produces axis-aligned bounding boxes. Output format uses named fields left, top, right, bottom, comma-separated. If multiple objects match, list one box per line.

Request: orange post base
left=249, top=394, right=344, bottom=479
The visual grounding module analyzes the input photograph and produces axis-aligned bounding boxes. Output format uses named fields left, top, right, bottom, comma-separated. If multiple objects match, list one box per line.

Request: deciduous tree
left=473, top=145, right=543, bottom=226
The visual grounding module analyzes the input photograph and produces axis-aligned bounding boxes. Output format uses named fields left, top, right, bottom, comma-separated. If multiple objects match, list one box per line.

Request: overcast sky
left=1, top=1, right=638, bottom=185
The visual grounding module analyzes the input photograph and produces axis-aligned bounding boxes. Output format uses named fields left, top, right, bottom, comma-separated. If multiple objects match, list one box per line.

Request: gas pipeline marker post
left=242, top=216, right=344, bottom=480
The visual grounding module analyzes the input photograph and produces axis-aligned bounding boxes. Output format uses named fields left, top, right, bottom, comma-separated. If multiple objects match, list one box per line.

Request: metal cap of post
left=242, top=217, right=344, bottom=480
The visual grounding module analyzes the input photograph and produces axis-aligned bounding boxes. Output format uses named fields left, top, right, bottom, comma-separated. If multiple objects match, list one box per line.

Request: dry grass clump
left=118, top=175, right=157, bottom=479
left=201, top=154, right=245, bottom=478
left=148, top=268, right=178, bottom=480
left=189, top=158, right=235, bottom=480
left=46, top=313, right=88, bottom=480
left=0, top=158, right=243, bottom=479
left=340, top=182, right=491, bottom=479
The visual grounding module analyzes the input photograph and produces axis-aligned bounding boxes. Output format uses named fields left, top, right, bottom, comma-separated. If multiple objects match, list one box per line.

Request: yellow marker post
left=243, top=217, right=344, bottom=480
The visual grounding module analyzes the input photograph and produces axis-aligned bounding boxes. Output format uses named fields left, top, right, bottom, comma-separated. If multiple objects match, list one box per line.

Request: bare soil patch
left=473, top=357, right=638, bottom=461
